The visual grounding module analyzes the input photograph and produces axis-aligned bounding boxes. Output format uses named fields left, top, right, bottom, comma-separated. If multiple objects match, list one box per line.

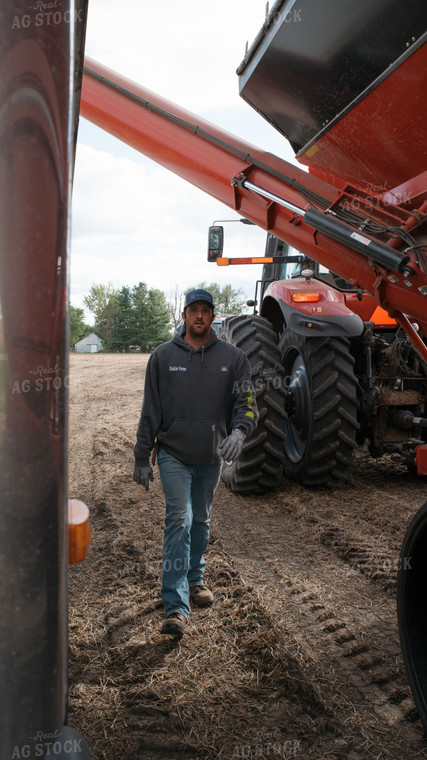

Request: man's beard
left=187, top=323, right=210, bottom=341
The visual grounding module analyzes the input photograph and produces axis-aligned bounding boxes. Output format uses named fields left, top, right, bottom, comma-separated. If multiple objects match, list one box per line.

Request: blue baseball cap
left=184, top=288, right=214, bottom=309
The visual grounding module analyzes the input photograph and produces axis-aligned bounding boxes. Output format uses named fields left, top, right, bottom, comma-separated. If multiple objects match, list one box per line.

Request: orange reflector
left=68, top=499, right=90, bottom=564
left=292, top=292, right=320, bottom=303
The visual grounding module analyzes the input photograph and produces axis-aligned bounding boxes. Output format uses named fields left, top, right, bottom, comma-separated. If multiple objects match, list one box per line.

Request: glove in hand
left=133, top=464, right=154, bottom=491
left=219, top=429, right=245, bottom=463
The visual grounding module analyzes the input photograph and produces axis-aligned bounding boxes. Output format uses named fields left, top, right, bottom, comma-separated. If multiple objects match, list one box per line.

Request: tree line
left=70, top=282, right=246, bottom=352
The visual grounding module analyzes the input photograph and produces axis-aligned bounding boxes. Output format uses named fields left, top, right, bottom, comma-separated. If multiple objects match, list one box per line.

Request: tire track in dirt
left=211, top=483, right=427, bottom=759
left=67, top=355, right=427, bottom=759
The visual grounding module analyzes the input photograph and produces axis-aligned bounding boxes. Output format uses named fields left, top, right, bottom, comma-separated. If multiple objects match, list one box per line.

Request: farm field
left=67, top=353, right=427, bottom=760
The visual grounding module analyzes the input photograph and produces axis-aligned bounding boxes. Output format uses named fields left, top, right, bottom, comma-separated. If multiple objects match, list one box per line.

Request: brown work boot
left=160, top=613, right=187, bottom=637
left=189, top=584, right=214, bottom=607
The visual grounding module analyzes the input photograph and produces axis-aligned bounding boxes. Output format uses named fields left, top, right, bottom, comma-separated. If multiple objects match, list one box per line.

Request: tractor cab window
left=316, top=267, right=355, bottom=291
left=290, top=258, right=355, bottom=292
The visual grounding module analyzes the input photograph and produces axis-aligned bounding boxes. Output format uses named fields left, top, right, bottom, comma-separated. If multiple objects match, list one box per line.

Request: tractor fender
left=263, top=278, right=364, bottom=338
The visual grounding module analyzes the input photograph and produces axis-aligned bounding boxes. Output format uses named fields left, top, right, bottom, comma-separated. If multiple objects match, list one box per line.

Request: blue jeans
left=157, top=447, right=222, bottom=618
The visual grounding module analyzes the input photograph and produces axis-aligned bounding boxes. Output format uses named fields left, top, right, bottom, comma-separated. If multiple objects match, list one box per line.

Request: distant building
left=74, top=332, right=103, bottom=354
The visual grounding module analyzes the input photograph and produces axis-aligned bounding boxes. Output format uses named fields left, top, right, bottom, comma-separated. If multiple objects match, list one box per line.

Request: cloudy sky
left=71, top=0, right=300, bottom=320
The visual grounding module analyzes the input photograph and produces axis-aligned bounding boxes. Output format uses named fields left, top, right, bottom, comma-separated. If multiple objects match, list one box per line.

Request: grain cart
left=79, top=0, right=427, bottom=731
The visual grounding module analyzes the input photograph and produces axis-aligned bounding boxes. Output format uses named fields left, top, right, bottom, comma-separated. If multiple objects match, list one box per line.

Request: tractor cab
left=259, top=233, right=355, bottom=293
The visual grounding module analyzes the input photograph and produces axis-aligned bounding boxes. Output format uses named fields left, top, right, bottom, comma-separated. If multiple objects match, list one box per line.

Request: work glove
left=219, top=429, right=245, bottom=463
left=133, top=464, right=154, bottom=491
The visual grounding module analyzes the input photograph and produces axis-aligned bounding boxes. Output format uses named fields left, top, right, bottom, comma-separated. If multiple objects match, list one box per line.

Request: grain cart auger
left=81, top=0, right=427, bottom=494
left=0, top=1, right=92, bottom=757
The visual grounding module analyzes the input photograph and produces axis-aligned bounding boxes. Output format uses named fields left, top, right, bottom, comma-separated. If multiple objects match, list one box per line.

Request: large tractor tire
left=220, top=315, right=286, bottom=494
left=397, top=501, right=427, bottom=732
left=279, top=331, right=358, bottom=488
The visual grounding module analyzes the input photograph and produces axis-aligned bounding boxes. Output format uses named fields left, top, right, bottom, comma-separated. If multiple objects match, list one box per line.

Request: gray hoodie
left=134, top=324, right=258, bottom=466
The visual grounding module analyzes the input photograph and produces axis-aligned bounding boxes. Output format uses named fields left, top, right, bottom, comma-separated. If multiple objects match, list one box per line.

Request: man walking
left=133, top=288, right=258, bottom=637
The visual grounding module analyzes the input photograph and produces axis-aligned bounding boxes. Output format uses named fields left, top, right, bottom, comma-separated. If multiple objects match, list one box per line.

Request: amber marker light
left=68, top=499, right=91, bottom=564
left=216, top=257, right=274, bottom=266
left=292, top=292, right=320, bottom=303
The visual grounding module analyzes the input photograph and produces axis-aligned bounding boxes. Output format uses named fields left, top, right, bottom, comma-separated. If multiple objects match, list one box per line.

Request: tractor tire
left=397, top=500, right=427, bottom=733
left=220, top=315, right=286, bottom=494
left=279, top=331, right=358, bottom=488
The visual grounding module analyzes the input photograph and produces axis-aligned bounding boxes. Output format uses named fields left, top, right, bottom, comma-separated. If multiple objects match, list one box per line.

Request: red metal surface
left=0, top=1, right=90, bottom=753
left=298, top=42, right=427, bottom=196
left=343, top=294, right=397, bottom=327
left=416, top=445, right=427, bottom=476
left=80, top=58, right=427, bottom=338
left=0, top=17, right=69, bottom=756
left=265, top=278, right=358, bottom=320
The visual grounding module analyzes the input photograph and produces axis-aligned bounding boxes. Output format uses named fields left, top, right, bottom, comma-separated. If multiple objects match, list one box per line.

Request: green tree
left=69, top=304, right=91, bottom=347
left=131, top=284, right=171, bottom=352
left=143, top=288, right=172, bottom=351
left=83, top=283, right=119, bottom=347
left=109, top=286, right=135, bottom=352
left=187, top=282, right=246, bottom=315
left=131, top=281, right=149, bottom=334
left=84, top=281, right=172, bottom=353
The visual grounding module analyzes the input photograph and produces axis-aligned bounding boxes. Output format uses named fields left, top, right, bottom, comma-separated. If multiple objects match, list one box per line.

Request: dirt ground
left=67, top=353, right=427, bottom=760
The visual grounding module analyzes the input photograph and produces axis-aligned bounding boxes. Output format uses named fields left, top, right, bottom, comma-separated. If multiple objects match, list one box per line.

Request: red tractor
left=209, top=230, right=427, bottom=493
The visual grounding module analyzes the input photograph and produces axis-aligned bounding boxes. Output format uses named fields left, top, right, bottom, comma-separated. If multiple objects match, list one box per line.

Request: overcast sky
left=71, top=0, right=301, bottom=320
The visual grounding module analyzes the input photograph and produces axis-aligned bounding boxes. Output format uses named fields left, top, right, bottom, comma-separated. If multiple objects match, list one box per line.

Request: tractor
left=208, top=229, right=427, bottom=493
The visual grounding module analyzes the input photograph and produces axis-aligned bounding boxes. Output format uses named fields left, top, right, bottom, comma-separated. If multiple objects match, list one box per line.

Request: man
left=133, top=288, right=258, bottom=637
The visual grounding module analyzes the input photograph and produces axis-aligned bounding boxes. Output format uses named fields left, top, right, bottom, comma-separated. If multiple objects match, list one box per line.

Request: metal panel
left=238, top=0, right=427, bottom=153
left=297, top=39, right=427, bottom=192
left=0, top=1, right=91, bottom=756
